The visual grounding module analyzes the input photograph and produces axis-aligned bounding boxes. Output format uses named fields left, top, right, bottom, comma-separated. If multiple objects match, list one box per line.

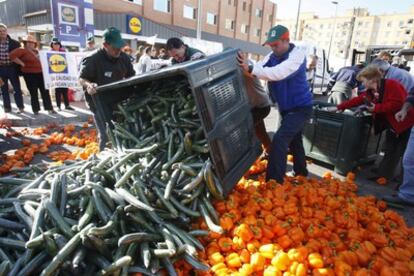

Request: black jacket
left=5, top=35, right=22, bottom=71
left=6, top=35, right=21, bottom=52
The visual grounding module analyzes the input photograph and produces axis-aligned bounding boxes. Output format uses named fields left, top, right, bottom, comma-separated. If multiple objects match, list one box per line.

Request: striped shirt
left=0, top=39, right=11, bottom=65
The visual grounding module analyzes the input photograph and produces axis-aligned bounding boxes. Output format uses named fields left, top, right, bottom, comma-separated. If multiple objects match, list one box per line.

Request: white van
left=292, top=41, right=331, bottom=94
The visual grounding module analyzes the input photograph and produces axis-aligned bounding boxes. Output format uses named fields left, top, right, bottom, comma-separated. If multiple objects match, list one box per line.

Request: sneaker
left=383, top=194, right=414, bottom=207
left=65, top=106, right=75, bottom=111
left=48, top=110, right=57, bottom=114
left=58, top=107, right=62, bottom=111
left=33, top=111, right=39, bottom=115
left=4, top=108, right=11, bottom=113
left=18, top=108, right=24, bottom=113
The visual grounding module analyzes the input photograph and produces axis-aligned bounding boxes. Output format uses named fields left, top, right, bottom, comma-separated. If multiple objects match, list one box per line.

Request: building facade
left=276, top=6, right=414, bottom=68
left=0, top=0, right=277, bottom=57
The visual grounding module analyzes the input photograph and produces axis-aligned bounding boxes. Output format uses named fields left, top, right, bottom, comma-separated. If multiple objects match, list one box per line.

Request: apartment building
left=0, top=0, right=277, bottom=57
left=276, top=6, right=414, bottom=67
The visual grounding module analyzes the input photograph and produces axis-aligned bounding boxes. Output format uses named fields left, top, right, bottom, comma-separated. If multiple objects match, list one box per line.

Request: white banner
left=39, top=50, right=86, bottom=89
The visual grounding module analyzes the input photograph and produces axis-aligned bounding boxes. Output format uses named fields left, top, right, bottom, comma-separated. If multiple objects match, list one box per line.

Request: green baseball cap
left=263, top=25, right=290, bottom=46
left=103, top=27, right=125, bottom=48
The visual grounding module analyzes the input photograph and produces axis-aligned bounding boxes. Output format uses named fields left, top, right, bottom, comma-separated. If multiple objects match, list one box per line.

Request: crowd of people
left=0, top=24, right=75, bottom=115
left=2, top=21, right=414, bottom=206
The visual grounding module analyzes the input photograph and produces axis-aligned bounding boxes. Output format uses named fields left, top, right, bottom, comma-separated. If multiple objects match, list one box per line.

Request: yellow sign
left=129, top=17, right=142, bottom=34
left=48, top=54, right=68, bottom=73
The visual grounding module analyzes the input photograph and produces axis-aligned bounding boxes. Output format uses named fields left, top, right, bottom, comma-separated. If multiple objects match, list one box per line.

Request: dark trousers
left=378, top=128, right=411, bottom=180
left=266, top=106, right=312, bottom=183
left=252, top=106, right=272, bottom=153
left=86, top=95, right=108, bottom=150
left=22, top=73, right=53, bottom=112
left=55, top=87, right=70, bottom=109
left=0, top=65, right=24, bottom=110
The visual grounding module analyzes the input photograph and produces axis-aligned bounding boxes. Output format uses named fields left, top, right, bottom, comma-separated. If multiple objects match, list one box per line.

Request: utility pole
left=327, top=1, right=339, bottom=62
left=196, top=0, right=202, bottom=40
left=294, top=0, right=302, bottom=40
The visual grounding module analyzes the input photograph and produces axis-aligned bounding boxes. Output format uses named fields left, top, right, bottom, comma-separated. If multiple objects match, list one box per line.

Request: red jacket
left=337, top=79, right=414, bottom=134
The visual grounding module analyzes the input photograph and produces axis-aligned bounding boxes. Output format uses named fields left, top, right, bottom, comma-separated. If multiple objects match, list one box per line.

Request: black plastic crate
left=92, top=48, right=261, bottom=195
left=303, top=101, right=382, bottom=175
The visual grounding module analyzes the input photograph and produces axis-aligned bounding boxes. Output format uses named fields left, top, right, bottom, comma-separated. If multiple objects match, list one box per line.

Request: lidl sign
left=127, top=15, right=142, bottom=35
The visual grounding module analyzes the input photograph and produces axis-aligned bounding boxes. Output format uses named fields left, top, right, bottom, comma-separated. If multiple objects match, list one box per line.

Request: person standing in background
left=50, top=37, right=74, bottom=111
left=83, top=36, right=97, bottom=52
left=10, top=35, right=55, bottom=115
left=237, top=25, right=313, bottom=184
left=377, top=51, right=392, bottom=63
left=0, top=23, right=25, bottom=113
left=158, top=48, right=168, bottom=60
left=136, top=47, right=152, bottom=74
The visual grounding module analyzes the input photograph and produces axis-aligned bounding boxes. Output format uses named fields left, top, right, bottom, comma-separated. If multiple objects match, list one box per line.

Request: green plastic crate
left=303, top=101, right=383, bottom=175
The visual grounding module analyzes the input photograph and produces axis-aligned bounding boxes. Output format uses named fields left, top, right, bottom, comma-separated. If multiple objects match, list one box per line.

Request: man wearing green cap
left=238, top=25, right=313, bottom=184
left=79, top=27, right=135, bottom=150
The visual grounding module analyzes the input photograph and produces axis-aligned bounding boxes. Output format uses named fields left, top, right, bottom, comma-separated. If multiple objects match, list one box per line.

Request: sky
left=271, top=0, right=414, bottom=19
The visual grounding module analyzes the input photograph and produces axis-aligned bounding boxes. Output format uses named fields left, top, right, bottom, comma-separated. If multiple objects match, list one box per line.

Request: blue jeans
left=0, top=65, right=24, bottom=110
left=399, top=127, right=414, bottom=203
left=266, top=106, right=312, bottom=183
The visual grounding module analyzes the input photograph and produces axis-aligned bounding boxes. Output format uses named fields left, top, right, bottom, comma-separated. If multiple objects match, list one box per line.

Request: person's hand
left=0, top=78, right=4, bottom=87
left=395, top=108, right=408, bottom=122
left=236, top=51, right=249, bottom=72
left=86, top=82, right=98, bottom=95
left=366, top=102, right=375, bottom=112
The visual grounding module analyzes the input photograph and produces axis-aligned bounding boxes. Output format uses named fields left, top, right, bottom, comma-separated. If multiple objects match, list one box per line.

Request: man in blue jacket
left=238, top=25, right=313, bottom=183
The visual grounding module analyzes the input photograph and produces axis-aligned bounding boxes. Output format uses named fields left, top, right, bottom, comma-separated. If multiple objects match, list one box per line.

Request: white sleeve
left=251, top=48, right=305, bottom=81
left=144, top=57, right=152, bottom=73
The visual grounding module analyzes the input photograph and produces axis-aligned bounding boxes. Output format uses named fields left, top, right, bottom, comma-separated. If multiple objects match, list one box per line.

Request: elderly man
left=79, top=27, right=135, bottom=150
left=0, top=23, right=25, bottom=113
left=237, top=25, right=313, bottom=183
left=166, top=37, right=205, bottom=64
left=371, top=58, right=414, bottom=94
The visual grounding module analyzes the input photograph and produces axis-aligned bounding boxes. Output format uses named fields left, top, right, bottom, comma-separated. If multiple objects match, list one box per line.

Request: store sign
left=39, top=50, right=86, bottom=89
left=51, top=0, right=94, bottom=47
left=127, top=15, right=143, bottom=35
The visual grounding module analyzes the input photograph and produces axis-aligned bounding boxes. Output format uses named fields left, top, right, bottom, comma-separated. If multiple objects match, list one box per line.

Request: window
left=225, top=19, right=235, bottom=30
left=364, top=21, right=370, bottom=27
left=241, top=24, right=249, bottom=34
left=255, top=9, right=263, bottom=17
left=154, top=0, right=170, bottom=13
left=127, top=0, right=142, bottom=4
left=385, top=31, right=390, bottom=37
left=356, top=31, right=360, bottom=36
left=207, top=12, right=217, bottom=25
left=255, top=28, right=261, bottom=37
left=320, top=24, right=324, bottom=28
left=268, top=14, right=273, bottom=22
left=358, top=21, right=363, bottom=26
left=406, top=30, right=411, bottom=35
left=242, top=2, right=246, bottom=11
left=328, top=24, right=332, bottom=29
left=408, top=19, right=414, bottom=24
left=399, top=20, right=404, bottom=27
left=183, top=5, right=196, bottom=19
left=228, top=0, right=232, bottom=5
left=387, top=21, right=392, bottom=27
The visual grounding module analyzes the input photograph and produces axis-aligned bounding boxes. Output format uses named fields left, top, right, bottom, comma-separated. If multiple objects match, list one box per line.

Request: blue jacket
left=386, top=66, right=414, bottom=95
left=252, top=44, right=312, bottom=112
left=327, top=66, right=363, bottom=91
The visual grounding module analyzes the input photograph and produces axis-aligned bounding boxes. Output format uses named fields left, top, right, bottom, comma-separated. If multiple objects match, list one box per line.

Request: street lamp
left=294, top=0, right=302, bottom=40
left=327, top=1, right=339, bottom=62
